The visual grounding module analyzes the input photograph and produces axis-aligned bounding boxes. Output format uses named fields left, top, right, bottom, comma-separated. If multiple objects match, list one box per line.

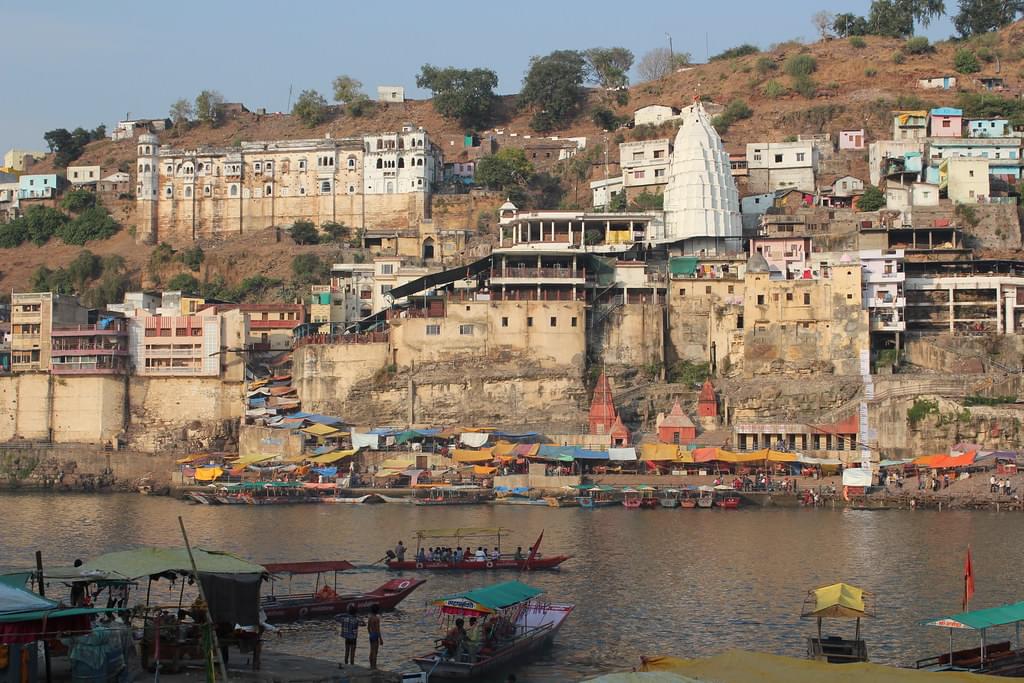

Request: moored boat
left=622, top=488, right=642, bottom=509
left=801, top=582, right=871, bottom=664
left=386, top=528, right=570, bottom=571
left=412, top=581, right=574, bottom=679
left=261, top=561, right=425, bottom=622
left=658, top=489, right=680, bottom=508
left=696, top=488, right=714, bottom=508
left=916, top=600, right=1024, bottom=675
left=572, top=483, right=618, bottom=508
left=414, top=485, right=493, bottom=506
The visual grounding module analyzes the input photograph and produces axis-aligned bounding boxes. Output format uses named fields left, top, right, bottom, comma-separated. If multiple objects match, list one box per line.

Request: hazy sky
left=0, top=1, right=955, bottom=153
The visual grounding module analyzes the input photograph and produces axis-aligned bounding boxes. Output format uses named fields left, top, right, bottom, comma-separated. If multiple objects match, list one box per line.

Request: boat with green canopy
left=800, top=582, right=871, bottom=663
left=916, top=601, right=1024, bottom=675
left=572, top=483, right=617, bottom=508
left=412, top=580, right=574, bottom=679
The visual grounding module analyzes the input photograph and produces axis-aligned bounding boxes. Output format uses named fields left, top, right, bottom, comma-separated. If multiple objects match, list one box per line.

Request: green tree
left=833, top=12, right=870, bottom=35
left=584, top=47, right=634, bottom=89
left=858, top=185, right=886, bottom=211
left=320, top=221, right=349, bottom=242
left=955, top=48, right=982, bottom=73
left=903, top=36, right=933, bottom=54
left=416, top=65, right=499, bottom=129
left=60, top=189, right=97, bottom=213
left=710, top=44, right=760, bottom=61
left=954, top=0, right=1024, bottom=36
left=292, top=89, right=329, bottom=127
left=167, top=273, right=201, bottom=295
left=630, top=191, right=664, bottom=210
left=43, top=128, right=90, bottom=167
left=22, top=206, right=68, bottom=246
left=169, top=98, right=193, bottom=129
left=0, top=221, right=28, bottom=248
left=289, top=219, right=320, bottom=244
left=66, top=250, right=102, bottom=291
left=57, top=206, right=119, bottom=245
left=474, top=148, right=535, bottom=192
left=179, top=245, right=205, bottom=271
left=785, top=54, right=818, bottom=77
left=868, top=0, right=945, bottom=38
left=332, top=75, right=374, bottom=117
left=232, top=275, right=283, bottom=302
left=194, top=90, right=225, bottom=126
left=291, top=254, right=328, bottom=285
left=636, top=47, right=691, bottom=82
left=521, top=50, right=588, bottom=131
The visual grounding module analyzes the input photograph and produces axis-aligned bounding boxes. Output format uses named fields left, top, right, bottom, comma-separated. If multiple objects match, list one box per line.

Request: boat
left=322, top=494, right=385, bottom=504
left=916, top=600, right=1024, bottom=675
left=622, top=488, right=642, bottom=509
left=185, top=491, right=214, bottom=505
left=696, top=487, right=714, bottom=508
left=635, top=485, right=659, bottom=508
left=379, top=494, right=415, bottom=504
left=543, top=495, right=580, bottom=508
left=714, top=486, right=741, bottom=509
left=386, top=528, right=570, bottom=571
left=801, top=583, right=871, bottom=664
left=261, top=561, right=425, bottom=623
left=412, top=580, right=574, bottom=679
left=658, top=489, right=680, bottom=508
left=572, top=484, right=618, bottom=508
left=414, top=485, right=493, bottom=506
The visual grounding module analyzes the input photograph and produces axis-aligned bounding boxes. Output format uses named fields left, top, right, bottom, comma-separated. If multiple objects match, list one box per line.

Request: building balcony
left=249, top=319, right=301, bottom=330
left=867, top=297, right=906, bottom=308
left=490, top=268, right=587, bottom=285
left=11, top=336, right=41, bottom=349
left=865, top=271, right=906, bottom=284
left=138, top=366, right=211, bottom=376
left=142, top=348, right=204, bottom=358
left=51, top=364, right=127, bottom=375
left=870, top=317, right=906, bottom=332
left=51, top=347, right=129, bottom=357
left=51, top=324, right=127, bottom=336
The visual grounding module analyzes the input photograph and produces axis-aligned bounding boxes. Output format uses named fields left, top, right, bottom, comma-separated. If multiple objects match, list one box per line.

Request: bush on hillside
left=955, top=49, right=981, bottom=74
left=755, top=56, right=777, bottom=75
left=291, top=253, right=328, bottom=285
left=166, top=273, right=201, bottom=295
left=858, top=185, right=886, bottom=211
left=762, top=79, right=787, bottom=98
left=784, top=54, right=817, bottom=77
left=57, top=206, right=119, bottom=245
left=903, top=36, right=933, bottom=54
left=792, top=75, right=817, bottom=99
left=179, top=245, right=205, bottom=271
left=289, top=220, right=319, bottom=245
left=60, top=189, right=96, bottom=213
left=710, top=44, right=759, bottom=61
left=892, top=52, right=906, bottom=64
left=850, top=36, right=867, bottom=49
left=710, top=99, right=753, bottom=133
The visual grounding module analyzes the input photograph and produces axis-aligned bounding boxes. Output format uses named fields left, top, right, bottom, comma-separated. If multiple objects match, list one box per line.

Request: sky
left=0, top=1, right=956, bottom=153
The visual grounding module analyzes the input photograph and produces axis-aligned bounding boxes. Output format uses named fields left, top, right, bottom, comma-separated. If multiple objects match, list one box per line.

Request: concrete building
left=137, top=126, right=441, bottom=244
left=376, top=86, right=405, bottom=102
left=197, top=303, right=303, bottom=350
left=50, top=316, right=130, bottom=375
left=111, top=118, right=167, bottom=142
left=619, top=138, right=671, bottom=199
left=967, top=119, right=1010, bottom=138
left=662, top=103, right=743, bottom=249
left=943, top=157, right=990, bottom=203
left=3, top=149, right=45, bottom=171
left=745, top=140, right=818, bottom=193
left=128, top=315, right=222, bottom=376
left=927, top=137, right=1022, bottom=179
left=67, top=165, right=101, bottom=186
left=589, top=176, right=623, bottom=209
left=18, top=174, right=60, bottom=199
left=906, top=267, right=1024, bottom=335
left=373, top=257, right=438, bottom=311
left=634, top=104, right=681, bottom=127
left=838, top=129, right=865, bottom=150
left=918, top=75, right=956, bottom=90
left=11, top=293, right=89, bottom=372
left=97, top=172, right=131, bottom=196
left=749, top=235, right=815, bottom=280
left=861, top=249, right=906, bottom=347
left=885, top=181, right=940, bottom=210
left=322, top=263, right=376, bottom=323
left=107, top=292, right=161, bottom=317
left=930, top=107, right=964, bottom=138
left=892, top=111, right=928, bottom=141
left=869, top=140, right=926, bottom=186
left=656, top=400, right=696, bottom=445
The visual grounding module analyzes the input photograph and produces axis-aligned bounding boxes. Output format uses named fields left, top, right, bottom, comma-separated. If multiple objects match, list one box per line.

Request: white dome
left=661, top=103, right=742, bottom=243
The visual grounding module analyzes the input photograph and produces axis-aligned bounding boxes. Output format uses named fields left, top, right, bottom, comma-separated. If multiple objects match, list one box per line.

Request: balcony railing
left=491, top=268, right=587, bottom=280
left=250, top=319, right=301, bottom=329
left=51, top=324, right=127, bottom=336
left=293, top=331, right=389, bottom=348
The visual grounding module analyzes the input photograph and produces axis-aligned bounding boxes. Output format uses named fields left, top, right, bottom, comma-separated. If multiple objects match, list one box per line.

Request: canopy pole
left=982, top=628, right=987, bottom=668
left=178, top=516, right=230, bottom=683
left=949, top=628, right=953, bottom=668
left=1017, top=621, right=1021, bottom=651
left=35, top=551, right=52, bottom=683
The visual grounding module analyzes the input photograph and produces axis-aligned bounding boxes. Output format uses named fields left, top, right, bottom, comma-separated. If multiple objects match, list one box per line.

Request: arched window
left=398, top=158, right=405, bottom=169
left=265, top=184, right=272, bottom=196
left=138, top=164, right=144, bottom=173
left=386, top=181, right=394, bottom=193
left=184, top=186, right=192, bottom=198
left=145, top=164, right=151, bottom=172
left=347, top=156, right=356, bottom=169
left=376, top=158, right=383, bottom=169
left=230, top=184, right=238, bottom=197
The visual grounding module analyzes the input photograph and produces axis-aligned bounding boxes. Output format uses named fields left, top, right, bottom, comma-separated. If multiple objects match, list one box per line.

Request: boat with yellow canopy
left=800, top=583, right=872, bottom=663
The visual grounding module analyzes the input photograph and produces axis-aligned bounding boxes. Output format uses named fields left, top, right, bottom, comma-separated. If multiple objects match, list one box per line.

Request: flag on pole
left=963, top=546, right=975, bottom=611
left=524, top=530, right=544, bottom=571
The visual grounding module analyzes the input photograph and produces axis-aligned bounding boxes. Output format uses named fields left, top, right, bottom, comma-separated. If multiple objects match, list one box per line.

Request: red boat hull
left=717, top=497, right=741, bottom=509
left=387, top=555, right=569, bottom=571
left=261, top=578, right=425, bottom=622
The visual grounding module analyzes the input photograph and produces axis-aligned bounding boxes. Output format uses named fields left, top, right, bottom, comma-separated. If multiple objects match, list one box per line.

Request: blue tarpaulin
left=493, top=432, right=541, bottom=441
left=303, top=414, right=347, bottom=425
left=573, top=449, right=609, bottom=460
left=312, top=444, right=337, bottom=455
left=313, top=467, right=338, bottom=477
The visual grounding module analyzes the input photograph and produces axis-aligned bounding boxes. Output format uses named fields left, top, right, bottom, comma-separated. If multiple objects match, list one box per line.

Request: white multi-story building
left=746, top=141, right=818, bottom=193
left=363, top=125, right=441, bottom=195
left=861, top=249, right=906, bottom=337
left=619, top=139, right=671, bottom=198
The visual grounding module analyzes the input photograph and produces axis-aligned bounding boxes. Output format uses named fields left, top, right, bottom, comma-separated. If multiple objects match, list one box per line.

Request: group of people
left=989, top=475, right=1015, bottom=496
left=441, top=613, right=516, bottom=662
left=335, top=603, right=383, bottom=669
left=918, top=472, right=952, bottom=492
left=415, top=545, right=510, bottom=563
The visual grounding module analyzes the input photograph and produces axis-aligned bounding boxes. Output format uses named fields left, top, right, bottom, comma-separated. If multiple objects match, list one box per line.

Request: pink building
left=839, top=129, right=865, bottom=150
left=929, top=108, right=963, bottom=138
left=749, top=236, right=814, bottom=279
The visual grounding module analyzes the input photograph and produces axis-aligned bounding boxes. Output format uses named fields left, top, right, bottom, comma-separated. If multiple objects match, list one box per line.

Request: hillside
left=5, top=23, right=1024, bottom=296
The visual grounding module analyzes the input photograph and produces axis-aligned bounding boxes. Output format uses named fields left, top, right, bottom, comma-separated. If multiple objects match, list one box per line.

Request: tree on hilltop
left=332, top=75, right=374, bottom=117
left=521, top=50, right=588, bottom=132
left=584, top=47, right=634, bottom=89
left=832, top=12, right=869, bottom=36
left=169, top=98, right=193, bottom=130
left=194, top=90, right=225, bottom=126
left=292, top=90, right=329, bottom=127
left=636, top=47, right=691, bottom=82
left=954, top=0, right=1024, bottom=36
left=474, top=148, right=534, bottom=193
left=812, top=10, right=835, bottom=39
left=868, top=0, right=945, bottom=38
left=416, top=65, right=499, bottom=129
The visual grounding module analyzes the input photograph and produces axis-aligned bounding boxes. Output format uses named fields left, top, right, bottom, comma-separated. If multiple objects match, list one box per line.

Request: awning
left=640, top=444, right=679, bottom=461
left=842, top=468, right=873, bottom=487
left=352, top=432, right=380, bottom=450
left=433, top=581, right=543, bottom=616
left=915, top=451, right=977, bottom=469
left=473, top=465, right=497, bottom=475
left=924, top=600, right=1024, bottom=630
left=307, top=449, right=357, bottom=464
left=379, top=457, right=416, bottom=470
left=44, top=548, right=265, bottom=582
left=493, top=441, right=516, bottom=457
left=453, top=448, right=494, bottom=463
left=301, top=423, right=344, bottom=437
left=233, top=453, right=281, bottom=467
left=608, top=447, right=637, bottom=461
left=801, top=583, right=869, bottom=619
left=193, top=467, right=223, bottom=482
left=459, top=432, right=491, bottom=448
left=574, top=448, right=609, bottom=460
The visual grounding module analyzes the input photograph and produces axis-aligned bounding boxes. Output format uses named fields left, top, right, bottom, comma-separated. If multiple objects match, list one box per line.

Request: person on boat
left=465, top=616, right=483, bottom=660
left=454, top=547, right=464, bottom=562
left=442, top=618, right=466, bottom=659
left=395, top=541, right=406, bottom=562
left=416, top=546, right=426, bottom=563
left=490, top=547, right=501, bottom=560
left=336, top=604, right=363, bottom=666
left=367, top=604, right=383, bottom=669
left=514, top=546, right=524, bottom=561
left=474, top=547, right=486, bottom=561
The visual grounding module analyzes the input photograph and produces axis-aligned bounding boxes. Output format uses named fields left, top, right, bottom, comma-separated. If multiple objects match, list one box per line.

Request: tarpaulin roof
left=302, top=413, right=348, bottom=425
left=640, top=444, right=680, bottom=461
left=494, top=441, right=516, bottom=457
left=473, top=465, right=497, bottom=475
left=307, top=449, right=357, bottom=464
left=413, top=527, right=511, bottom=540
left=609, top=447, right=637, bottom=461
left=433, top=581, right=543, bottom=615
left=379, top=456, right=416, bottom=470
left=453, top=448, right=494, bottom=463
left=801, top=583, right=869, bottom=619
left=639, top=650, right=999, bottom=682
left=194, top=467, right=223, bottom=481
left=537, top=446, right=576, bottom=462
left=493, top=431, right=541, bottom=441
left=301, top=423, right=344, bottom=437
left=574, top=448, right=609, bottom=460
left=914, top=451, right=976, bottom=468
left=842, top=468, right=873, bottom=487
left=395, top=428, right=442, bottom=444
left=234, top=453, right=280, bottom=467
left=924, top=601, right=1024, bottom=631
left=45, top=548, right=266, bottom=581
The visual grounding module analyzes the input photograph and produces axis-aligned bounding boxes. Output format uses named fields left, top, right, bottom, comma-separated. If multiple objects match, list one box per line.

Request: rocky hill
left=6, top=23, right=1024, bottom=295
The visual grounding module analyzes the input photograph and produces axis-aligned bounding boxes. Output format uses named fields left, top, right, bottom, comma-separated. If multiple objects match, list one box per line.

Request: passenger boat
left=715, top=487, right=741, bottom=509
left=916, top=600, right=1024, bottom=675
left=801, top=582, right=871, bottom=663
left=386, top=528, right=570, bottom=571
left=543, top=495, right=580, bottom=508
left=322, top=493, right=385, bottom=504
left=696, top=488, right=714, bottom=508
left=573, top=484, right=618, bottom=508
left=261, top=561, right=425, bottom=623
left=658, top=489, right=680, bottom=508
left=622, top=488, right=643, bottom=509
left=636, top=485, right=659, bottom=508
left=216, top=481, right=325, bottom=505
left=415, top=485, right=493, bottom=506
left=412, top=580, right=574, bottom=679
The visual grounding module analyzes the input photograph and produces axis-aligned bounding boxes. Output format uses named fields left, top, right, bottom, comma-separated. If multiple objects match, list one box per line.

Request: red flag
left=963, top=546, right=975, bottom=611
left=524, top=530, right=544, bottom=571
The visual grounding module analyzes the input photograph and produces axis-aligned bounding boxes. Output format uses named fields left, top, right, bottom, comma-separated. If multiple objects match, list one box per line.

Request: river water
left=0, top=493, right=1017, bottom=681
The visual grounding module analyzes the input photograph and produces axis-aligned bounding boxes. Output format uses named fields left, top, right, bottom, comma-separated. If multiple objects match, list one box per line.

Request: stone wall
left=0, top=446, right=180, bottom=490
left=127, top=377, right=244, bottom=452
left=913, top=203, right=1022, bottom=251
left=904, top=334, right=1024, bottom=375
left=238, top=425, right=304, bottom=460
left=0, top=374, right=127, bottom=444
left=293, top=342, right=392, bottom=418
left=596, top=303, right=664, bottom=370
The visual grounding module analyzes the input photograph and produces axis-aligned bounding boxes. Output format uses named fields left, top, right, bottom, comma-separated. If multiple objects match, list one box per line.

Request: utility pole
left=666, top=33, right=673, bottom=62
left=705, top=32, right=710, bottom=63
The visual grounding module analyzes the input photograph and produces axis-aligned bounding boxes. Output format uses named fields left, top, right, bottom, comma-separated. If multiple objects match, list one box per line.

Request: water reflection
left=0, top=493, right=1016, bottom=681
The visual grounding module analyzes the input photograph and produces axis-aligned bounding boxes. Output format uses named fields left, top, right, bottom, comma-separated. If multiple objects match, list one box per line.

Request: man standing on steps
left=367, top=604, right=383, bottom=669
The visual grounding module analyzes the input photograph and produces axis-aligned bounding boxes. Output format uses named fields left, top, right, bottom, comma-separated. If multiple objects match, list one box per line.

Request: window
left=550, top=316, right=557, bottom=327
left=942, top=119, right=951, bottom=128
left=653, top=149, right=665, bottom=159
left=727, top=285, right=734, bottom=294
left=774, top=154, right=783, bottom=163
left=737, top=314, right=744, bottom=329
left=654, top=168, right=666, bottom=178
left=632, top=151, right=644, bottom=161
left=381, top=264, right=394, bottom=275
left=204, top=185, right=212, bottom=196
left=501, top=317, right=509, bottom=327
left=846, top=293, right=853, bottom=300
left=321, top=180, right=332, bottom=194
left=527, top=317, right=533, bottom=327
left=380, top=284, right=392, bottom=294
left=254, top=162, right=262, bottom=173
left=705, top=285, right=712, bottom=294
left=753, top=152, right=762, bottom=161
left=165, top=186, right=173, bottom=197
left=756, top=294, right=765, bottom=305
left=299, top=186, right=306, bottom=195
left=796, top=152, right=805, bottom=162
left=230, top=184, right=238, bottom=197
left=265, top=183, right=272, bottom=196
left=968, top=170, right=975, bottom=177
left=786, top=292, right=793, bottom=301
left=426, top=324, right=440, bottom=336
left=571, top=317, right=578, bottom=327
left=184, top=186, right=192, bottom=198
left=348, top=156, right=357, bottom=169
left=298, top=159, right=307, bottom=171
left=459, top=324, right=474, bottom=336
left=803, top=292, right=810, bottom=305
left=634, top=170, right=645, bottom=179
left=265, top=161, right=273, bottom=173
left=679, top=288, right=686, bottom=297
left=376, top=158, right=383, bottom=169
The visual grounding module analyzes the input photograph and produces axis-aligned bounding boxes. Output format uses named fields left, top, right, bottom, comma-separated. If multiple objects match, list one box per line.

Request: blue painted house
left=927, top=138, right=1023, bottom=180
left=967, top=119, right=1010, bottom=138
left=17, top=173, right=60, bottom=199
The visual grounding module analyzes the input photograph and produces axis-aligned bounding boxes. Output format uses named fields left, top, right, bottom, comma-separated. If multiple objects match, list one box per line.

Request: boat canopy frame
left=920, top=600, right=1024, bottom=671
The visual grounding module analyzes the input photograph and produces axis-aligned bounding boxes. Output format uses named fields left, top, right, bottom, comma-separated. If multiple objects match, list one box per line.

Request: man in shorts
left=367, top=604, right=383, bottom=669
left=336, top=604, right=363, bottom=666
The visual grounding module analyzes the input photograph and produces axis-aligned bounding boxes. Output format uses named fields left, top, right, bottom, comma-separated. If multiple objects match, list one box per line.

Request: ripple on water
left=0, top=494, right=1016, bottom=681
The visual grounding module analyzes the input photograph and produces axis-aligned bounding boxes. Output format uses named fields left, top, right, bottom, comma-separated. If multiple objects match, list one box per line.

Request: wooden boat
left=622, top=488, right=642, bottom=509
left=697, top=489, right=714, bottom=508
left=716, top=494, right=741, bottom=509
left=379, top=494, right=415, bottom=504
left=801, top=582, right=870, bottom=664
left=386, top=528, right=570, bottom=572
left=680, top=497, right=697, bottom=509
left=322, top=494, right=385, bottom=504
left=543, top=496, right=579, bottom=508
left=916, top=600, right=1024, bottom=675
left=185, top=491, right=213, bottom=505
left=412, top=581, right=574, bottom=680
left=261, top=561, right=424, bottom=623
left=573, top=484, right=618, bottom=508
left=415, top=486, right=492, bottom=506
left=658, top=489, right=680, bottom=508
left=636, top=485, right=659, bottom=508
